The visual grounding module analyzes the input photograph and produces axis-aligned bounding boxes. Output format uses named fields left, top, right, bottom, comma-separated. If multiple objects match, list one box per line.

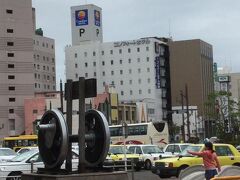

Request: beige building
left=0, top=0, right=55, bottom=138
left=169, top=39, right=214, bottom=137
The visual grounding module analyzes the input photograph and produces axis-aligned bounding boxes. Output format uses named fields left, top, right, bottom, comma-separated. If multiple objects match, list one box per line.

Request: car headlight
left=165, top=162, right=173, bottom=167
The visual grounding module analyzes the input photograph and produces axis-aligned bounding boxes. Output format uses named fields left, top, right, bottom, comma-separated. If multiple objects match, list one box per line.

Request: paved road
left=127, top=170, right=177, bottom=180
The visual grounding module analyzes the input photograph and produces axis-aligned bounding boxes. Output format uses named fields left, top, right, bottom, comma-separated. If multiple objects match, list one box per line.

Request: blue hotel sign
left=155, top=56, right=161, bottom=89
left=75, top=9, right=88, bottom=26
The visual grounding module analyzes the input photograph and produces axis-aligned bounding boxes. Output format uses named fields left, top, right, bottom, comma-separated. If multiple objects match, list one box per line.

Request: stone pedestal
left=22, top=171, right=129, bottom=180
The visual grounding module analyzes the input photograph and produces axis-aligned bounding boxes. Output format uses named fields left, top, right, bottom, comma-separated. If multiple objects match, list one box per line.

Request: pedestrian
left=187, top=141, right=221, bottom=180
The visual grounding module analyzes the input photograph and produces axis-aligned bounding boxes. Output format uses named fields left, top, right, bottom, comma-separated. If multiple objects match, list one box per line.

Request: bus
left=2, top=135, right=38, bottom=152
left=109, top=122, right=169, bottom=149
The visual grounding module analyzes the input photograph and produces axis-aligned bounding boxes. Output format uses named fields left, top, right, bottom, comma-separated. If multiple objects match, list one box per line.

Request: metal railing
left=212, top=176, right=240, bottom=180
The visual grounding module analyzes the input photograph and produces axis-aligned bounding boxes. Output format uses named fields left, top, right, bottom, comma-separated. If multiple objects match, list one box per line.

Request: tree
left=204, top=91, right=240, bottom=143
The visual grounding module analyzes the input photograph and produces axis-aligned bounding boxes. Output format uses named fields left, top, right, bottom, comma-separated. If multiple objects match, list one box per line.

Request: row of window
left=34, top=83, right=55, bottom=90
left=34, top=54, right=55, bottom=63
left=34, top=40, right=54, bottom=49
left=74, top=46, right=149, bottom=58
left=34, top=64, right=55, bottom=72
left=34, top=73, right=55, bottom=81
left=120, top=89, right=152, bottom=96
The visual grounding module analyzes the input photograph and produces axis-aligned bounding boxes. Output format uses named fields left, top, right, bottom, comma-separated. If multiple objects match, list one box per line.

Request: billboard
left=75, top=9, right=88, bottom=26
left=94, top=10, right=101, bottom=27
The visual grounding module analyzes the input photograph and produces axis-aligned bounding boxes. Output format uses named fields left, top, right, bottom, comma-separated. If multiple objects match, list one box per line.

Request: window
left=215, top=146, right=233, bottom=156
left=8, top=86, right=15, bottom=91
left=8, top=75, right=15, bottom=79
left=94, top=72, right=96, bottom=76
left=147, top=57, right=150, bottom=62
left=9, top=119, right=15, bottom=131
left=137, top=47, right=140, bottom=52
left=7, top=29, right=13, bottom=33
left=42, top=43, right=45, bottom=47
left=129, top=80, right=132, bottom=84
left=120, top=80, right=123, bottom=85
left=52, top=58, right=55, bottom=63
left=43, top=66, right=45, bottom=70
left=8, top=64, right=14, bottom=68
left=135, top=147, right=142, bottom=154
left=85, top=63, right=88, bottom=67
left=121, top=91, right=124, bottom=95
left=111, top=60, right=114, bottom=65
left=102, top=61, right=105, bottom=66
left=120, top=70, right=123, bottom=74
left=46, top=43, right=48, bottom=48
left=138, top=79, right=141, bottom=84
left=147, top=68, right=150, bottom=72
left=129, top=69, right=132, bottom=74
left=130, top=90, right=133, bottom=95
left=85, top=73, right=88, bottom=78
left=110, top=50, right=113, bottom=54
left=75, top=53, right=77, bottom=58
left=6, top=9, right=13, bottom=14
left=52, top=67, right=55, bottom=72
left=120, top=59, right=122, bottom=64
left=102, top=71, right=105, bottom=76
left=9, top=109, right=14, bottom=114
left=93, top=51, right=96, bottom=56
left=84, top=52, right=87, bottom=57
left=7, top=52, right=14, bottom=57
left=33, top=109, right=38, bottom=114
left=137, top=58, right=140, bottom=62
left=34, top=73, right=37, bottom=78
left=139, top=90, right=142, bottom=94
left=119, top=49, right=122, bottom=54
left=101, top=51, right=104, bottom=55
left=75, top=73, right=78, bottom=78
left=146, top=46, right=149, bottom=51
left=7, top=42, right=14, bottom=46
left=138, top=68, right=141, bottom=73
left=128, top=59, right=131, bottom=63
left=9, top=98, right=15, bottom=102
left=128, top=48, right=131, bottom=53
left=111, top=71, right=114, bottom=75
left=93, top=62, right=96, bottom=66
left=75, top=63, right=78, bottom=68
left=148, top=89, right=151, bottom=94
left=147, top=78, right=151, bottom=83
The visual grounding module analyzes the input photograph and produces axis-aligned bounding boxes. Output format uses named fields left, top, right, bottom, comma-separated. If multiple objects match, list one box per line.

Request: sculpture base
left=22, top=171, right=129, bottom=180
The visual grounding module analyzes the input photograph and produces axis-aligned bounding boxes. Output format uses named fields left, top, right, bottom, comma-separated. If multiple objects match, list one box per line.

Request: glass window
left=135, top=147, right=142, bottom=154
left=110, top=50, right=113, bottom=54
left=128, top=59, right=131, bottom=63
left=6, top=9, right=13, bottom=14
left=7, top=42, right=14, bottom=46
left=101, top=51, right=104, bottom=55
left=8, top=86, right=15, bottom=91
left=128, top=147, right=136, bottom=153
left=138, top=79, right=141, bottom=84
left=147, top=68, right=150, bottom=72
left=128, top=48, right=131, bottom=53
left=139, top=89, right=142, bottom=94
left=85, top=63, right=88, bottom=67
left=8, top=64, right=14, bottom=68
left=129, top=69, right=132, bottom=74
left=102, top=61, right=105, bottom=66
left=137, top=58, right=140, bottom=62
left=94, top=72, right=96, bottom=76
left=120, top=59, right=122, bottom=64
left=93, top=51, right=96, bottom=56
left=102, top=71, right=105, bottom=76
left=111, top=71, right=114, bottom=75
left=85, top=73, right=88, bottom=78
left=148, top=89, right=151, bottom=94
left=75, top=53, right=77, bottom=58
left=93, top=62, right=96, bottom=66
left=8, top=75, right=15, bottom=79
left=137, top=47, right=140, bottom=52
left=7, top=29, right=13, bottom=33
left=119, top=49, right=122, bottom=54
left=138, top=68, right=141, bottom=73
left=147, top=57, right=150, bottom=62
left=120, top=70, right=123, bottom=74
left=129, top=80, right=132, bottom=84
left=215, top=146, right=233, bottom=156
left=111, top=60, right=114, bottom=65
left=130, top=90, right=133, bottom=95
left=84, top=52, right=87, bottom=57
left=121, top=91, right=124, bottom=95
left=75, top=63, right=78, bottom=68
left=146, top=47, right=149, bottom=51
left=147, top=78, right=151, bottom=83
left=9, top=98, right=15, bottom=102
left=120, top=80, right=123, bottom=85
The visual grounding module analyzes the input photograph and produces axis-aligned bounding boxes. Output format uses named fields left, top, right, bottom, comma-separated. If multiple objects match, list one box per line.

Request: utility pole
left=180, top=90, right=185, bottom=142
left=185, top=84, right=191, bottom=141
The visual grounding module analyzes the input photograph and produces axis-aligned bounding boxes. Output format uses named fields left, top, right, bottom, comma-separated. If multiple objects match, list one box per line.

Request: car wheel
left=7, top=171, right=22, bottom=180
left=233, top=163, right=240, bottom=167
left=144, top=160, right=152, bottom=170
left=177, top=165, right=188, bottom=177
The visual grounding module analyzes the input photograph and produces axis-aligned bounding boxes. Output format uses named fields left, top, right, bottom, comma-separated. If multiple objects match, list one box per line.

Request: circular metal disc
left=85, top=110, right=110, bottom=167
left=38, top=109, right=68, bottom=169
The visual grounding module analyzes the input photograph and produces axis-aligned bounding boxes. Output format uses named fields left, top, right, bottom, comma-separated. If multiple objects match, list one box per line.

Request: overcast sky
left=32, top=0, right=240, bottom=88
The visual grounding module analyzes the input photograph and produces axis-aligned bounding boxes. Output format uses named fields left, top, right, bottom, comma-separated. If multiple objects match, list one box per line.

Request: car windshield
left=180, top=145, right=202, bottom=157
left=142, top=146, right=163, bottom=154
left=11, top=149, right=38, bottom=162
left=109, top=146, right=131, bottom=154
left=0, top=148, right=16, bottom=156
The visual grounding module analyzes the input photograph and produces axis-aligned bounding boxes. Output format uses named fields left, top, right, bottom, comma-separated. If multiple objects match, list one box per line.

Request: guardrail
left=212, top=176, right=240, bottom=180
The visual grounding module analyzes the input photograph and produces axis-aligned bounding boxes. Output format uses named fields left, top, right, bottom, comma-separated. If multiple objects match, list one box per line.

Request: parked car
left=0, top=148, right=16, bottom=162
left=127, top=144, right=168, bottom=170
left=0, top=149, right=79, bottom=179
left=16, top=147, right=38, bottom=155
left=108, top=145, right=144, bottom=170
left=236, top=145, right=240, bottom=152
left=163, top=143, right=192, bottom=157
left=152, top=143, right=240, bottom=178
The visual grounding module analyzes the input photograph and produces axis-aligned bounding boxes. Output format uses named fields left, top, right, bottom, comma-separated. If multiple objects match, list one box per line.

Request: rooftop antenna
left=168, top=19, right=172, bottom=40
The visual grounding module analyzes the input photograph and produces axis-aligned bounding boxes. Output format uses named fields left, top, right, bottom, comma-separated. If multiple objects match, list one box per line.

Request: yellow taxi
left=152, top=143, right=240, bottom=178
left=107, top=145, right=144, bottom=170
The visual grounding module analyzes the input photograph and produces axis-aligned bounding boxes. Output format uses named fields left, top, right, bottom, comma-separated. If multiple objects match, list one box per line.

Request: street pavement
left=127, top=170, right=178, bottom=180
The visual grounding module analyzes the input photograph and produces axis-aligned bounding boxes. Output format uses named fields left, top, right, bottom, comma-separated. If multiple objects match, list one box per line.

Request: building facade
left=65, top=4, right=172, bottom=125
left=0, top=0, right=55, bottom=138
left=169, top=39, right=214, bottom=137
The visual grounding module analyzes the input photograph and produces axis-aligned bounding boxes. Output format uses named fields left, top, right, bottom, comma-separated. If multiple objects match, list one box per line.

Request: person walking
left=187, top=141, right=221, bottom=180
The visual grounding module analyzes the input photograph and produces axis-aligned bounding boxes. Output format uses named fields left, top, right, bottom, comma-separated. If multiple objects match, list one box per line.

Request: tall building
left=65, top=4, right=172, bottom=125
left=169, top=39, right=214, bottom=137
left=0, top=0, right=55, bottom=138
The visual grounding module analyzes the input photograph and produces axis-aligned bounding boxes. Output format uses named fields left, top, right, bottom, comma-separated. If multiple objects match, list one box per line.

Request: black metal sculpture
left=37, top=78, right=110, bottom=172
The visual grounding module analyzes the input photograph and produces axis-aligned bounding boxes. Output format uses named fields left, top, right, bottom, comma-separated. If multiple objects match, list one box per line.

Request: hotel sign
left=114, top=39, right=150, bottom=47
left=155, top=56, right=161, bottom=89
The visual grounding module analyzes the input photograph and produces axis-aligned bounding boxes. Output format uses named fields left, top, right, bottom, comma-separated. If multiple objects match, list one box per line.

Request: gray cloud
left=32, top=0, right=240, bottom=88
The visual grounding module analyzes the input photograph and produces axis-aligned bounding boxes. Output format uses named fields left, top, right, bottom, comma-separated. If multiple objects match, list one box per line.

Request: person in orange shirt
left=187, top=141, right=221, bottom=180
